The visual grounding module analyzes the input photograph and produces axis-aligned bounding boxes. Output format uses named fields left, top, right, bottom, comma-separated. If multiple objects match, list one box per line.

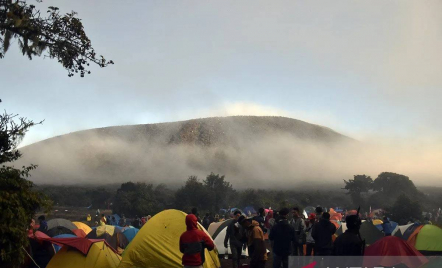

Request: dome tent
left=47, top=241, right=121, bottom=268
left=73, top=222, right=92, bottom=235
left=118, top=209, right=220, bottom=268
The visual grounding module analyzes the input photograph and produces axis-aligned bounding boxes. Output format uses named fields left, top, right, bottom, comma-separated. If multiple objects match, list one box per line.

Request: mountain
left=17, top=116, right=353, bottom=187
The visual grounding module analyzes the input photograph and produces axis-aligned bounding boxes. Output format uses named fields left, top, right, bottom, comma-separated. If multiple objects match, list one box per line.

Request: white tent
left=209, top=219, right=248, bottom=256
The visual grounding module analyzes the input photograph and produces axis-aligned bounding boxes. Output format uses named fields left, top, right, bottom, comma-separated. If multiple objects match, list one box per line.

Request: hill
left=17, top=116, right=353, bottom=187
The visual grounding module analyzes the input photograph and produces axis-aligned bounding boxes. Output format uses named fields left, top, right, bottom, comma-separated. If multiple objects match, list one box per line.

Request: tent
left=403, top=224, right=423, bottom=241
left=73, top=222, right=92, bottom=235
left=208, top=219, right=247, bottom=256
left=47, top=241, right=121, bottom=268
left=372, top=219, right=383, bottom=225
left=337, top=221, right=383, bottom=245
left=47, top=226, right=76, bottom=237
left=243, top=206, right=256, bottom=216
left=118, top=209, right=221, bottom=268
left=122, top=228, right=139, bottom=243
left=53, top=234, right=77, bottom=252
left=46, top=218, right=77, bottom=237
left=364, top=236, right=428, bottom=268
left=413, top=225, right=442, bottom=255
left=26, top=231, right=56, bottom=268
left=47, top=218, right=77, bottom=231
left=86, top=226, right=129, bottom=252
left=359, top=221, right=385, bottom=245
left=208, top=221, right=225, bottom=236
left=72, top=229, right=87, bottom=238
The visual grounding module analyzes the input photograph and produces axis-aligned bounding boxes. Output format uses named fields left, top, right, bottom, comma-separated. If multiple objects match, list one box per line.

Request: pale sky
left=1, top=0, right=442, bottom=146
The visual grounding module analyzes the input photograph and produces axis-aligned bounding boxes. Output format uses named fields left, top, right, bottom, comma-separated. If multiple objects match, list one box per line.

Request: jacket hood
left=186, top=214, right=198, bottom=230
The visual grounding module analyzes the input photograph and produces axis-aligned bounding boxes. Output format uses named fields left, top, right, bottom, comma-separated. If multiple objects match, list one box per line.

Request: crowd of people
left=181, top=207, right=365, bottom=268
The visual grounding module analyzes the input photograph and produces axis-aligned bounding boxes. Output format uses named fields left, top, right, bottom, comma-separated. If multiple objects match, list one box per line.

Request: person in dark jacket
left=333, top=215, right=363, bottom=256
left=224, top=210, right=245, bottom=268
left=253, top=208, right=266, bottom=234
left=202, top=213, right=211, bottom=230
left=269, top=208, right=295, bottom=268
left=311, top=212, right=336, bottom=256
left=180, top=214, right=215, bottom=268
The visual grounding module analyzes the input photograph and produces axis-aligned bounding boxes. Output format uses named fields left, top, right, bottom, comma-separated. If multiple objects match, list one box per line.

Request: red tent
left=31, top=236, right=117, bottom=255
left=72, top=229, right=87, bottom=238
left=364, top=236, right=428, bottom=268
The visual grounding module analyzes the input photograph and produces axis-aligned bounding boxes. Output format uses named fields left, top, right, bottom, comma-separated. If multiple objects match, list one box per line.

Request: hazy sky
left=1, top=0, right=442, bottom=146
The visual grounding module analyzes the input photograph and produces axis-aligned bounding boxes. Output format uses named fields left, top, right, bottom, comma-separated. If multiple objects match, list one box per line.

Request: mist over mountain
left=16, top=116, right=441, bottom=188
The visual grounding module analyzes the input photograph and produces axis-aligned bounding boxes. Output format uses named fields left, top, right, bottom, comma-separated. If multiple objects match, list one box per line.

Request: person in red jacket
left=180, top=214, right=215, bottom=268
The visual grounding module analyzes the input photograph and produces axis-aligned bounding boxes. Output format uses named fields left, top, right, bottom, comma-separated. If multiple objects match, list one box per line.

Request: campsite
left=2, top=0, right=442, bottom=268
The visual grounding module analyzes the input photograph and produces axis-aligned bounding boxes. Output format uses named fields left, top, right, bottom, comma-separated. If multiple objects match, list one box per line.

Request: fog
left=15, top=123, right=442, bottom=188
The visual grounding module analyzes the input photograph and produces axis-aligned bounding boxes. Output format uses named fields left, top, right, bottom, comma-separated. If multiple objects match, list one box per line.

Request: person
left=290, top=207, right=306, bottom=256
left=315, top=207, right=323, bottom=222
left=179, top=214, right=215, bottom=268
left=214, top=214, right=220, bottom=222
left=119, top=214, right=127, bottom=227
left=305, top=213, right=316, bottom=256
left=333, top=214, right=364, bottom=256
left=141, top=216, right=146, bottom=226
left=133, top=215, right=141, bottom=228
left=96, top=208, right=100, bottom=217
left=253, top=208, right=266, bottom=234
left=100, top=214, right=107, bottom=226
left=146, top=215, right=152, bottom=221
left=202, top=213, right=211, bottom=230
left=87, top=214, right=92, bottom=222
left=311, top=212, right=336, bottom=256
left=269, top=208, right=295, bottom=268
left=224, top=210, right=245, bottom=268
left=239, top=216, right=267, bottom=268
left=191, top=207, right=201, bottom=223
left=38, top=215, right=48, bottom=233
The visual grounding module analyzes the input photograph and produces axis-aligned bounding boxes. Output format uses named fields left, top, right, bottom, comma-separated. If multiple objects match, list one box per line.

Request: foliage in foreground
left=0, top=0, right=113, bottom=77
left=0, top=108, right=51, bottom=268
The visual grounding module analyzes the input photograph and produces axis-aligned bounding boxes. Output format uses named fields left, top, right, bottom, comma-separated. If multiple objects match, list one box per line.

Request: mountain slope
left=17, top=116, right=353, bottom=187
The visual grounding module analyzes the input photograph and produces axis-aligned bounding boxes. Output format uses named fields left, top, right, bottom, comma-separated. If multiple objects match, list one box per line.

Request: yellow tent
left=72, top=222, right=92, bottom=235
left=47, top=241, right=121, bottom=268
left=118, top=209, right=220, bottom=268
left=95, top=225, right=116, bottom=236
left=373, top=219, right=384, bottom=225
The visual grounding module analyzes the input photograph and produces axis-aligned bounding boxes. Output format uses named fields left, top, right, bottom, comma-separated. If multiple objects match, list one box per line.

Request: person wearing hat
left=332, top=214, right=363, bottom=256
left=305, top=213, right=316, bottom=256
left=269, top=208, right=295, bottom=268
left=239, top=216, right=267, bottom=268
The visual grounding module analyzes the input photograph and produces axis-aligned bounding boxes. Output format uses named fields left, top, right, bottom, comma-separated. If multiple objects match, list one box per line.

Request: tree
left=174, top=176, right=211, bottom=212
left=113, top=182, right=157, bottom=218
left=0, top=107, right=51, bottom=268
left=343, top=174, right=373, bottom=209
left=0, top=0, right=113, bottom=77
left=203, top=172, right=234, bottom=212
left=372, top=172, right=419, bottom=197
left=388, top=194, right=422, bottom=223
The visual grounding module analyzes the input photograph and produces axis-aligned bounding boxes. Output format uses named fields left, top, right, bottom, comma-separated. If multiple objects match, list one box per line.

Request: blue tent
left=52, top=234, right=76, bottom=252
left=122, top=227, right=139, bottom=242
left=376, top=221, right=399, bottom=235
left=243, top=206, right=257, bottom=215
